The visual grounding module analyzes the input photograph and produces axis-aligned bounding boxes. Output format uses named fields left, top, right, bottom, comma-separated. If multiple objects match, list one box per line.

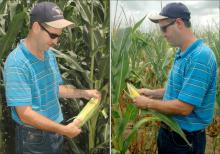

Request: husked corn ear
left=76, top=98, right=100, bottom=127
left=127, top=83, right=140, bottom=98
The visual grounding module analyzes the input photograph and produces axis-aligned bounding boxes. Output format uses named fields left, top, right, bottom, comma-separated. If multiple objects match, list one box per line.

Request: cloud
left=183, top=1, right=219, bottom=16
left=111, top=0, right=219, bottom=29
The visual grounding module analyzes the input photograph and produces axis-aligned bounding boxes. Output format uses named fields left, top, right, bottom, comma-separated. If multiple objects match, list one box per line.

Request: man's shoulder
left=190, top=42, right=216, bottom=65
left=5, top=45, right=29, bottom=68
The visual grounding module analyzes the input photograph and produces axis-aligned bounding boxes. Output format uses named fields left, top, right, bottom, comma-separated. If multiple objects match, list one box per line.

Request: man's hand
left=138, top=88, right=165, bottom=99
left=16, top=106, right=82, bottom=138
left=133, top=95, right=153, bottom=109
left=83, top=89, right=101, bottom=100
left=62, top=119, right=82, bottom=138
left=138, top=88, right=154, bottom=98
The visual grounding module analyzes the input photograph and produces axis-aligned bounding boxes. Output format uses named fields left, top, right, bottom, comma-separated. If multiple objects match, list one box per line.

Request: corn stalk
left=112, top=12, right=150, bottom=153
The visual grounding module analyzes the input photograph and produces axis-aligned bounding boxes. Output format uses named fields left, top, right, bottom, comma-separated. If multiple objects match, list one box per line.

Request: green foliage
left=111, top=8, right=177, bottom=152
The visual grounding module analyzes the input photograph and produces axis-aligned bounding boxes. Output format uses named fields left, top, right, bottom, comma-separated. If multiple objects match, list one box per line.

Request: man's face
left=158, top=19, right=180, bottom=47
left=37, top=23, right=62, bottom=51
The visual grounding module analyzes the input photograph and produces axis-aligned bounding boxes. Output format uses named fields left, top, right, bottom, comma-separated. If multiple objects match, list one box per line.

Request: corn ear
left=127, top=83, right=140, bottom=98
left=76, top=98, right=100, bottom=128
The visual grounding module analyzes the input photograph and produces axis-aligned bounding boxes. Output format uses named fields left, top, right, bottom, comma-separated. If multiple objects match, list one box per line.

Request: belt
left=15, top=122, right=34, bottom=129
left=160, top=122, right=205, bottom=136
left=15, top=123, right=60, bottom=136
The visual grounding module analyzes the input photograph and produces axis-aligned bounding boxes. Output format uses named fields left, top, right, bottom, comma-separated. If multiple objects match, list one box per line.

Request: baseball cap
left=149, top=2, right=191, bottom=23
left=30, top=2, right=73, bottom=28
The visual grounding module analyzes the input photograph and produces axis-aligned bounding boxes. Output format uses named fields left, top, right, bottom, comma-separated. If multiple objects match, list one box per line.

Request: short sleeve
left=4, top=66, right=32, bottom=106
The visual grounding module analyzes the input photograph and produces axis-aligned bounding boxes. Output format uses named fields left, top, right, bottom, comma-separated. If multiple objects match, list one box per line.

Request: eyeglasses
left=160, top=20, right=176, bottom=33
left=38, top=23, right=61, bottom=39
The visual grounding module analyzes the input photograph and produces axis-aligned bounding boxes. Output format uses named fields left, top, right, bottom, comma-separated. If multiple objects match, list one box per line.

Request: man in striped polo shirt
left=133, top=2, right=217, bottom=154
left=4, top=2, right=101, bottom=154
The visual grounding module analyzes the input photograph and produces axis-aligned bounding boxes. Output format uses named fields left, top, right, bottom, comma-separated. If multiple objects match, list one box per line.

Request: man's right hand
left=63, top=119, right=82, bottom=138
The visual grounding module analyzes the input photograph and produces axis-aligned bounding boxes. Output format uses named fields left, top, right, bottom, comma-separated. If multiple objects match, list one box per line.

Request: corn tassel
left=127, top=83, right=140, bottom=98
left=76, top=98, right=100, bottom=128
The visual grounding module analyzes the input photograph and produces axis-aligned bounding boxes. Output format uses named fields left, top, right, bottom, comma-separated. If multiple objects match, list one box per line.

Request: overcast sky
left=111, top=0, right=220, bottom=32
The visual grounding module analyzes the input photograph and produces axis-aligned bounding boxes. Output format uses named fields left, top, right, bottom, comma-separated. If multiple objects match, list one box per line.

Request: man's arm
left=16, top=106, right=81, bottom=138
left=59, top=85, right=101, bottom=100
left=133, top=96, right=194, bottom=116
left=138, top=88, right=165, bottom=99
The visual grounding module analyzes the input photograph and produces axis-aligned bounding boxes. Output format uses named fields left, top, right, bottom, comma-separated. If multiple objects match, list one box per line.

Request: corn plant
left=135, top=30, right=175, bottom=88
left=54, top=0, right=110, bottom=153
left=111, top=8, right=153, bottom=152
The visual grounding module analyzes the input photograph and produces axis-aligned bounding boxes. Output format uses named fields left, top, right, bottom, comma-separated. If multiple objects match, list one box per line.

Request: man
left=133, top=2, right=217, bottom=154
left=4, top=2, right=101, bottom=154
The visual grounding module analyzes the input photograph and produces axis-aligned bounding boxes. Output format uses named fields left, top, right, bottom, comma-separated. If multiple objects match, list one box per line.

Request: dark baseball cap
left=30, top=2, right=73, bottom=28
left=149, top=2, right=191, bottom=23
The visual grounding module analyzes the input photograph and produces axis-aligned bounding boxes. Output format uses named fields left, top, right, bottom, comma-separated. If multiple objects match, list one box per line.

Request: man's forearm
left=16, top=106, right=65, bottom=135
left=59, top=85, right=85, bottom=99
left=149, top=99, right=194, bottom=116
left=59, top=85, right=101, bottom=100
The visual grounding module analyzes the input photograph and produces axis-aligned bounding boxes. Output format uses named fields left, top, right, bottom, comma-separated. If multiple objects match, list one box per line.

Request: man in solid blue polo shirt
left=133, top=2, right=217, bottom=154
left=4, top=2, right=101, bottom=154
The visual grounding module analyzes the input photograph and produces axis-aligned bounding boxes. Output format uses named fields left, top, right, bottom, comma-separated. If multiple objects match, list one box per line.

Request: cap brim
left=45, top=19, right=74, bottom=29
left=148, top=14, right=168, bottom=23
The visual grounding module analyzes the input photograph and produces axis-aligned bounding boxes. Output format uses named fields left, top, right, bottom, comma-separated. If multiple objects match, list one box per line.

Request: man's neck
left=24, top=35, right=45, bottom=60
left=180, top=31, right=197, bottom=52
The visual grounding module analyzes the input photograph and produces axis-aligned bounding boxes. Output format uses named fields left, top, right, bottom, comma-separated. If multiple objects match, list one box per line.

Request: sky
left=110, top=0, right=220, bottom=32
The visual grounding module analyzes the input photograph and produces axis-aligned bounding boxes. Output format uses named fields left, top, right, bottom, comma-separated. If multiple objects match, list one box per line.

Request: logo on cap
left=52, top=6, right=63, bottom=15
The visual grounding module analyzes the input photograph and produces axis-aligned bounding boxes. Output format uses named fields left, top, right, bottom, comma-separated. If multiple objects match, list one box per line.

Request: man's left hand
left=83, top=90, right=101, bottom=100
left=133, top=95, right=152, bottom=109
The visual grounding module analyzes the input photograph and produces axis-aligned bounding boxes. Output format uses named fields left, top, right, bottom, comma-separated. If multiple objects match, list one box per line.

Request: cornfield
left=0, top=0, right=219, bottom=154
left=111, top=1, right=220, bottom=154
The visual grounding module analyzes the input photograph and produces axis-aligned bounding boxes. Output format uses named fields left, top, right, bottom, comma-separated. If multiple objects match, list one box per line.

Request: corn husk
left=76, top=98, right=100, bottom=127
left=127, top=83, right=140, bottom=98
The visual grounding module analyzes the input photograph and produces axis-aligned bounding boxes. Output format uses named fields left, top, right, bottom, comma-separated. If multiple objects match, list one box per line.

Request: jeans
left=15, top=124, right=64, bottom=154
left=157, top=127, right=206, bottom=154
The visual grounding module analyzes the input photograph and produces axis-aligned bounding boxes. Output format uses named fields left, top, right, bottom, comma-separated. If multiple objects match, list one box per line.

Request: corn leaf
left=122, top=117, right=160, bottom=153
left=141, top=109, right=191, bottom=147
left=0, top=11, right=26, bottom=59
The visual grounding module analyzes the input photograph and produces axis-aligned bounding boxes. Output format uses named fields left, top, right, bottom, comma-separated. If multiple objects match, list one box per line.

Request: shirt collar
left=19, top=39, right=49, bottom=62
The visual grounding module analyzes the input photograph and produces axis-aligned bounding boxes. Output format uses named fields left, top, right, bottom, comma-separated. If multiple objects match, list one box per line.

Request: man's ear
left=32, top=22, right=41, bottom=34
left=175, top=18, right=185, bottom=29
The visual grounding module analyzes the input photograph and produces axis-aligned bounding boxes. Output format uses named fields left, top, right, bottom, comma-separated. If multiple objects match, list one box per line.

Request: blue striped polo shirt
left=163, top=39, right=217, bottom=132
left=4, top=39, right=64, bottom=125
